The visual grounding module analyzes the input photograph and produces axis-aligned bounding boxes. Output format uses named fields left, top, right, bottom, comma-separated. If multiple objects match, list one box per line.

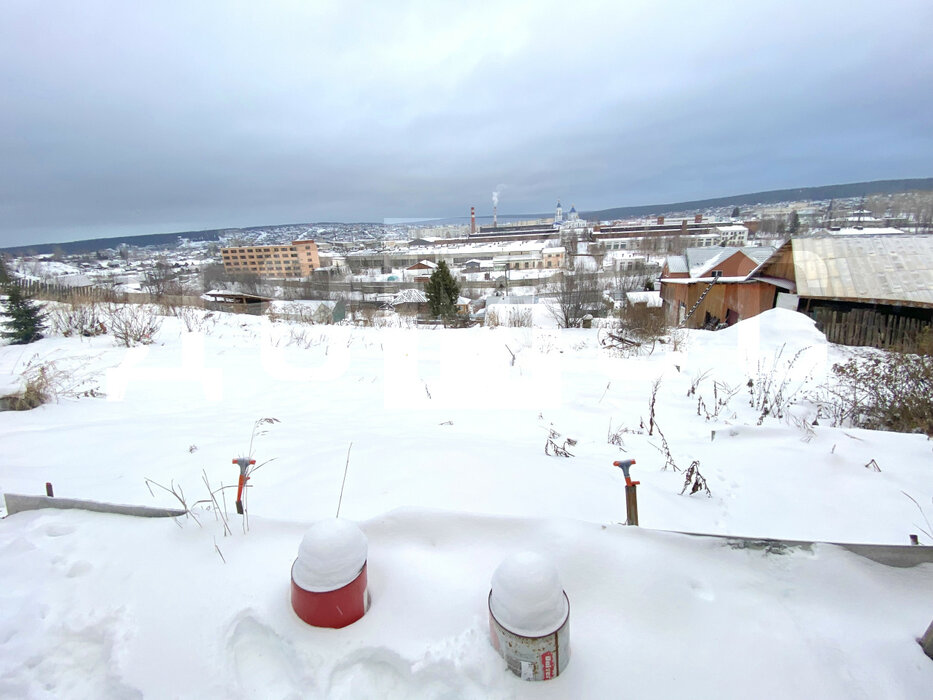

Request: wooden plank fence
left=9, top=278, right=206, bottom=309
left=11, top=278, right=124, bottom=303
left=813, top=306, right=930, bottom=349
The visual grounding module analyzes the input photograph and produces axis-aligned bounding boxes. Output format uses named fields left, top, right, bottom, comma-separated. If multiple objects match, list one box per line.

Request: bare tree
left=548, top=266, right=602, bottom=328
left=200, top=263, right=228, bottom=292
left=591, top=242, right=607, bottom=269
left=143, top=257, right=178, bottom=300
left=613, top=260, right=648, bottom=296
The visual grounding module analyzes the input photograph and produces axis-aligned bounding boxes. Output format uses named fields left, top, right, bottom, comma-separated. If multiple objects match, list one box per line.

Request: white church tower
left=555, top=200, right=563, bottom=223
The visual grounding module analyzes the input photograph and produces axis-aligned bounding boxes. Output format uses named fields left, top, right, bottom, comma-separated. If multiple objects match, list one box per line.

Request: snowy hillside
left=1, top=308, right=931, bottom=698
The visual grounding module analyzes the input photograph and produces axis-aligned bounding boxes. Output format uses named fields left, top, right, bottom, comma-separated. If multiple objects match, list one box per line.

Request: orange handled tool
left=613, top=459, right=638, bottom=486
left=232, top=457, right=256, bottom=514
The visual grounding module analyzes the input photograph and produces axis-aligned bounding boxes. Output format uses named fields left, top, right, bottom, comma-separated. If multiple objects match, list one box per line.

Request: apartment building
left=220, top=239, right=320, bottom=277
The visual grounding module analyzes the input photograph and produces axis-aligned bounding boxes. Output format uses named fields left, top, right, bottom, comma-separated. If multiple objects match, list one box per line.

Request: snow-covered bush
left=106, top=304, right=162, bottom=346
left=819, top=330, right=933, bottom=435
left=617, top=302, right=668, bottom=342
left=3, top=363, right=50, bottom=410
left=48, top=300, right=106, bottom=338
left=2, top=356, right=101, bottom=410
left=507, top=308, right=532, bottom=327
left=174, top=305, right=216, bottom=333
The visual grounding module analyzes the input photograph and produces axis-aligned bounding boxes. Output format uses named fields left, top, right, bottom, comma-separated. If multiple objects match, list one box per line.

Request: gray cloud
left=1, top=0, right=932, bottom=246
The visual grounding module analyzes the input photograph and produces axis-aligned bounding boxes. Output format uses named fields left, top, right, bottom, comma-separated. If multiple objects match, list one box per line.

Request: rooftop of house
left=772, top=235, right=933, bottom=307
left=392, top=289, right=428, bottom=305
left=665, top=246, right=774, bottom=278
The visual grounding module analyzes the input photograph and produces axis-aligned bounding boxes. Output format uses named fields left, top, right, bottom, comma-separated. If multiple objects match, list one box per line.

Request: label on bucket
left=542, top=652, right=554, bottom=680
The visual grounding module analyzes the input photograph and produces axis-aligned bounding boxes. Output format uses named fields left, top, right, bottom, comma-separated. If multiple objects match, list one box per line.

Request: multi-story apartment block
left=220, top=239, right=320, bottom=277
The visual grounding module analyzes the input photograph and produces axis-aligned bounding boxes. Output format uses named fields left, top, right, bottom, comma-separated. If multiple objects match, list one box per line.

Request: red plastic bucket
left=291, top=561, right=370, bottom=629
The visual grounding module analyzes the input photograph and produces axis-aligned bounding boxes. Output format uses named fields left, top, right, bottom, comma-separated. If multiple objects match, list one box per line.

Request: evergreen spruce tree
left=1, top=278, right=46, bottom=345
left=423, top=260, right=460, bottom=319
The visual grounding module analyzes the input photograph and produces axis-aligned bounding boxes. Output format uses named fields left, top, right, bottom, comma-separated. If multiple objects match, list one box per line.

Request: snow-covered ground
left=1, top=308, right=931, bottom=698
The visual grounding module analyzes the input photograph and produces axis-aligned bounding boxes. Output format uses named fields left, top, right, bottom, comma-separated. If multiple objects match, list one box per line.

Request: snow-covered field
left=1, top=308, right=931, bottom=698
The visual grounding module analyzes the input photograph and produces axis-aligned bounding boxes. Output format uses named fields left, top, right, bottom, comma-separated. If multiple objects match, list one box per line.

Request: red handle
left=236, top=473, right=249, bottom=502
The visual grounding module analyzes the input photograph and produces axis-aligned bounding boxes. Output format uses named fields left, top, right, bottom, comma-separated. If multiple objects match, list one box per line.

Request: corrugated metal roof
left=792, top=236, right=933, bottom=306
left=665, top=255, right=688, bottom=274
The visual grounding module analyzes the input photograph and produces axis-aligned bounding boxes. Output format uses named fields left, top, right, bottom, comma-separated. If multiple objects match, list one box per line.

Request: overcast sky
left=2, top=0, right=932, bottom=247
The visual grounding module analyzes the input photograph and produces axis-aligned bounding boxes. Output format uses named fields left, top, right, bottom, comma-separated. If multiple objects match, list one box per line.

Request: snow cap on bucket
left=490, top=551, right=568, bottom=637
left=292, top=519, right=368, bottom=592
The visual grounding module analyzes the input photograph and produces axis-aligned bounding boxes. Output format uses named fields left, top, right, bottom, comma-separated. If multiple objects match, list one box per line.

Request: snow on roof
left=686, top=246, right=774, bottom=278
left=665, top=255, right=688, bottom=274
left=456, top=296, right=471, bottom=305
left=625, top=291, right=663, bottom=307
left=787, top=236, right=933, bottom=306
left=55, top=274, right=94, bottom=288
left=267, top=300, right=336, bottom=312
left=820, top=227, right=906, bottom=236
left=392, top=289, right=428, bottom=305
left=660, top=276, right=754, bottom=285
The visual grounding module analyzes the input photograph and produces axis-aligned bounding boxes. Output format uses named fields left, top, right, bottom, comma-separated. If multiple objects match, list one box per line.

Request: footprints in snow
left=226, top=615, right=500, bottom=700
left=42, top=523, right=76, bottom=538
left=228, top=614, right=304, bottom=700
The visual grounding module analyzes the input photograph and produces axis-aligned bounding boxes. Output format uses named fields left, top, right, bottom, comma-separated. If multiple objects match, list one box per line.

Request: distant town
left=3, top=181, right=932, bottom=344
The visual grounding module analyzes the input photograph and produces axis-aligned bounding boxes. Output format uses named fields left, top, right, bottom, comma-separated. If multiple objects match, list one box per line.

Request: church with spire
left=554, top=199, right=585, bottom=230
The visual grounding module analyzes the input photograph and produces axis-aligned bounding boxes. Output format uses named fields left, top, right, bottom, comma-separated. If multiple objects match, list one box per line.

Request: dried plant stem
left=336, top=442, right=353, bottom=518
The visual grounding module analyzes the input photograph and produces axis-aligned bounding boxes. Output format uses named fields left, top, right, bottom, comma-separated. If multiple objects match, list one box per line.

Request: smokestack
left=494, top=205, right=497, bottom=228
left=471, top=206, right=476, bottom=234
left=492, top=190, right=500, bottom=228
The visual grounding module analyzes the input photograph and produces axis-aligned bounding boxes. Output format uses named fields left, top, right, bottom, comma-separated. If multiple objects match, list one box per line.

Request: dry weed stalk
left=650, top=423, right=680, bottom=472
left=647, top=376, right=662, bottom=436
left=4, top=355, right=102, bottom=410
left=545, top=426, right=576, bottom=457
left=746, top=344, right=812, bottom=425
left=902, top=492, right=933, bottom=543
left=681, top=460, right=711, bottom=497
left=607, top=418, right=643, bottom=449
